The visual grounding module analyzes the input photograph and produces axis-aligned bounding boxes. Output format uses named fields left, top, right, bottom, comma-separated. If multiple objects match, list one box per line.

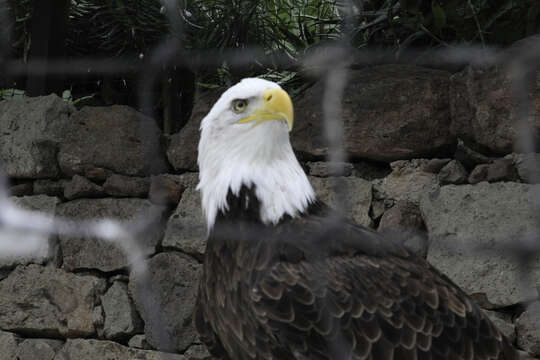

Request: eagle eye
left=232, top=99, right=248, bottom=113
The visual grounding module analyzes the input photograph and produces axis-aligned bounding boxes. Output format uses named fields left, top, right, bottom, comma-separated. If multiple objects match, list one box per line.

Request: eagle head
left=197, top=78, right=315, bottom=230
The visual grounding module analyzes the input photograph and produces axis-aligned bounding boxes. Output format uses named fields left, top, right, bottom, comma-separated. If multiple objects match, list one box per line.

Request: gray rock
left=130, top=252, right=201, bottom=353
left=309, top=176, right=372, bottom=227
left=8, top=181, right=33, bottom=196
left=149, top=174, right=185, bottom=206
left=450, top=65, right=540, bottom=155
left=0, top=330, right=19, bottom=359
left=92, top=306, right=104, bottom=338
left=372, top=184, right=387, bottom=201
left=73, top=165, right=112, bottom=182
left=422, top=158, right=452, bottom=174
left=57, top=198, right=161, bottom=272
left=517, top=302, right=540, bottom=356
left=64, top=175, right=104, bottom=200
left=0, top=268, right=11, bottom=281
left=149, top=173, right=200, bottom=206
left=504, top=34, right=540, bottom=64
left=352, top=161, right=391, bottom=181
left=175, top=172, right=200, bottom=189
left=438, top=160, right=468, bottom=185
left=370, top=199, right=387, bottom=221
left=482, top=310, right=515, bottom=343
left=53, top=339, right=186, bottom=360
left=306, top=162, right=354, bottom=177
left=454, top=139, right=492, bottom=170
left=379, top=200, right=423, bottom=231
left=167, top=90, right=221, bottom=171
left=166, top=132, right=198, bottom=172
left=57, top=105, right=167, bottom=178
left=378, top=200, right=428, bottom=257
left=0, top=264, right=105, bottom=337
left=292, top=65, right=454, bottom=161
left=513, top=153, right=540, bottom=183
left=102, top=281, right=143, bottom=340
left=103, top=174, right=150, bottom=198
left=0, top=94, right=74, bottom=178
left=34, top=179, right=68, bottom=197
left=421, top=182, right=540, bottom=307
left=373, top=159, right=440, bottom=205
left=185, top=344, right=212, bottom=360
left=163, top=187, right=206, bottom=257
left=16, top=339, right=64, bottom=360
left=109, top=274, right=130, bottom=283
left=486, top=158, right=518, bottom=182
left=0, top=195, right=60, bottom=268
left=468, top=164, right=489, bottom=184
left=128, top=334, right=151, bottom=349
left=519, top=350, right=536, bottom=360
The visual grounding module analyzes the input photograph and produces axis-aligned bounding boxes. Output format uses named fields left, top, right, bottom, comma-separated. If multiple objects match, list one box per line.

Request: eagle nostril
left=266, top=94, right=273, bottom=102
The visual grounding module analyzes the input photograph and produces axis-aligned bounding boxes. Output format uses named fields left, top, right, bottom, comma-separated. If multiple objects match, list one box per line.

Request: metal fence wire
left=0, top=0, right=540, bottom=359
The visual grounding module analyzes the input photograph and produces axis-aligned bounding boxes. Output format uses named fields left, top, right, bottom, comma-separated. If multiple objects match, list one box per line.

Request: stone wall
left=1, top=43, right=540, bottom=359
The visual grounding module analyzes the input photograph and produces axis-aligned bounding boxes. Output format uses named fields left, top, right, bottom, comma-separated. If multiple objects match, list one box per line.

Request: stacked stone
left=1, top=35, right=540, bottom=358
left=0, top=98, right=204, bottom=359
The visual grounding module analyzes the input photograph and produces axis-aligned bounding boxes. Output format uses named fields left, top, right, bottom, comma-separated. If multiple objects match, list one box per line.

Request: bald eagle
left=194, top=78, right=518, bottom=360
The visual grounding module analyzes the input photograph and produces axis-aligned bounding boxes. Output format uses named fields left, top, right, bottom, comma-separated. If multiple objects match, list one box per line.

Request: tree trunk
left=162, top=66, right=195, bottom=134
left=26, top=0, right=70, bottom=96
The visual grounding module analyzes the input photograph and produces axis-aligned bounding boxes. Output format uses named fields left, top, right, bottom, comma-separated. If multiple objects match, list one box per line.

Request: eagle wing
left=247, top=218, right=519, bottom=360
left=251, top=249, right=516, bottom=359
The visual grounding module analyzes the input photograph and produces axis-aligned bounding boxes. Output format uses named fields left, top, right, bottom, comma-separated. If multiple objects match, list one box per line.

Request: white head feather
left=197, top=78, right=315, bottom=230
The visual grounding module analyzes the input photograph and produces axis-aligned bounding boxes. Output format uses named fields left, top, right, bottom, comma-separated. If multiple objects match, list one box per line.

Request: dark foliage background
left=2, top=0, right=540, bottom=123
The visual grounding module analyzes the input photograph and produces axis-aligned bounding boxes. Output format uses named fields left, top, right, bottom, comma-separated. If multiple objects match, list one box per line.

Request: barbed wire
left=0, top=0, right=540, bottom=359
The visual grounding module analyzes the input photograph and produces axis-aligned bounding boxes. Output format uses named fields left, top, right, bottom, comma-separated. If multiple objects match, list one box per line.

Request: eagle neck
left=198, top=127, right=316, bottom=231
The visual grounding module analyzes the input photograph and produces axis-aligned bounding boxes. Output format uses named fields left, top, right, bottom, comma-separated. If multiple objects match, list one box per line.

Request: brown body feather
left=195, top=186, right=518, bottom=360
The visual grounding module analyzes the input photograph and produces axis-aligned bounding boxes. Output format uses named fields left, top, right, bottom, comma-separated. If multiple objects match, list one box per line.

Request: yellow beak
left=238, top=88, right=294, bottom=131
